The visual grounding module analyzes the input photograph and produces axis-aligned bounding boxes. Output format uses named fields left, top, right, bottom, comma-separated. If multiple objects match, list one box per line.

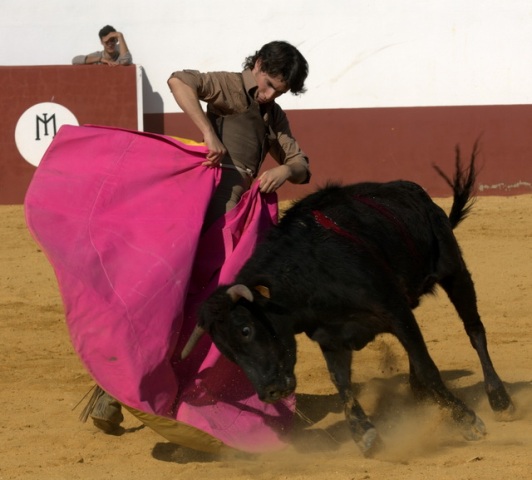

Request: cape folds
left=24, top=125, right=294, bottom=453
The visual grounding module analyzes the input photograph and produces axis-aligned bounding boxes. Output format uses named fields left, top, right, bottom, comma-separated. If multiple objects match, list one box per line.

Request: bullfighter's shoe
left=79, top=385, right=124, bottom=434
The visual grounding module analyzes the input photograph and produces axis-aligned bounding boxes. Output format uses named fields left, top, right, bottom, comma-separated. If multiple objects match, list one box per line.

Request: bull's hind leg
left=392, top=306, right=486, bottom=440
left=439, top=267, right=514, bottom=418
left=319, top=346, right=382, bottom=457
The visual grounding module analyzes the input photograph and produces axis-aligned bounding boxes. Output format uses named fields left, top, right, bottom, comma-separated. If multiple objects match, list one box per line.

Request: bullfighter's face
left=251, top=59, right=289, bottom=104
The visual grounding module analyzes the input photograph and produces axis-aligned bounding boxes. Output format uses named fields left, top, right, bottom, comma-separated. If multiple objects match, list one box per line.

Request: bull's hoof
left=460, top=414, right=487, bottom=441
left=493, top=400, right=517, bottom=422
left=488, top=386, right=513, bottom=413
left=356, top=428, right=383, bottom=457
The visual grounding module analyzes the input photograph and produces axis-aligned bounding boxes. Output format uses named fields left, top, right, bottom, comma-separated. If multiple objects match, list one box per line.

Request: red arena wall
left=1, top=65, right=140, bottom=204
left=148, top=105, right=532, bottom=202
left=1, top=66, right=531, bottom=204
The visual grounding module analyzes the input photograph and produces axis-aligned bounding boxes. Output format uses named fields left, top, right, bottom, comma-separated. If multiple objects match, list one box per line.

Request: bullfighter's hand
left=202, top=131, right=227, bottom=166
left=258, top=165, right=291, bottom=193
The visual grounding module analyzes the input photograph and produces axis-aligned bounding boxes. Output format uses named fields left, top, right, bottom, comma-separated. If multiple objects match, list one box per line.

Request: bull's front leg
left=319, top=345, right=382, bottom=456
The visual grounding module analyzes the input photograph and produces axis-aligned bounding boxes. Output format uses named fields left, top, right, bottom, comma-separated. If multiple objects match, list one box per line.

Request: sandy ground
left=1, top=195, right=531, bottom=480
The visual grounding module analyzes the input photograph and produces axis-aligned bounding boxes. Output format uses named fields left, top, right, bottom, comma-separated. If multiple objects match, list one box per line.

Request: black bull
left=182, top=146, right=514, bottom=456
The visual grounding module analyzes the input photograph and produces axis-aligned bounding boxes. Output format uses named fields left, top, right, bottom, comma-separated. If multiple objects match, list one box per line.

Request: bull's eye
left=241, top=326, right=252, bottom=338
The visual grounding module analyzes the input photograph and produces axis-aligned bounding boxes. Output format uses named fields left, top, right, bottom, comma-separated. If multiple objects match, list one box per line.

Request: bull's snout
left=259, top=375, right=296, bottom=403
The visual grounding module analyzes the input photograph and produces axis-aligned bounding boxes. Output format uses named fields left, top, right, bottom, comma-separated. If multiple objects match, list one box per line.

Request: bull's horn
left=226, top=284, right=254, bottom=303
left=254, top=285, right=270, bottom=298
left=180, top=325, right=206, bottom=360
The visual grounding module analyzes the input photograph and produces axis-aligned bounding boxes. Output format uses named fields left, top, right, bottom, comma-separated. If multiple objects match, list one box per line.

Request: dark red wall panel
left=147, top=105, right=532, bottom=201
left=0, top=65, right=139, bottom=204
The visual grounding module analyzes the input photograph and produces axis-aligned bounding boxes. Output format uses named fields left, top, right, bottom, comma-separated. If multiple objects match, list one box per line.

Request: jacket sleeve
left=267, top=105, right=311, bottom=184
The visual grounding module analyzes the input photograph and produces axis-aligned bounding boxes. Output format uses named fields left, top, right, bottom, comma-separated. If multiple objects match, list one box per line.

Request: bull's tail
left=433, top=141, right=479, bottom=229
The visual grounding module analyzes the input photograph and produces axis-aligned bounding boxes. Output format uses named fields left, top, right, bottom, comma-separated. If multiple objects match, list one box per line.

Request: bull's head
left=181, top=284, right=297, bottom=403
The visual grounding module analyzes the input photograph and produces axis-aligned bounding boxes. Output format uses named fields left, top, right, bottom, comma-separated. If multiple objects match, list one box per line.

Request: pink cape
left=24, top=125, right=295, bottom=453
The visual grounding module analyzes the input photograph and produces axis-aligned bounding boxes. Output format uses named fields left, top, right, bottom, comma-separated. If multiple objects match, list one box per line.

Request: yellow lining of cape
left=169, top=136, right=206, bottom=146
left=123, top=405, right=236, bottom=454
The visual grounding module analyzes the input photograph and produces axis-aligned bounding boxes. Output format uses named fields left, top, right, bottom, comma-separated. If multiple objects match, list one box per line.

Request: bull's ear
left=253, top=285, right=270, bottom=299
left=226, top=284, right=254, bottom=303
